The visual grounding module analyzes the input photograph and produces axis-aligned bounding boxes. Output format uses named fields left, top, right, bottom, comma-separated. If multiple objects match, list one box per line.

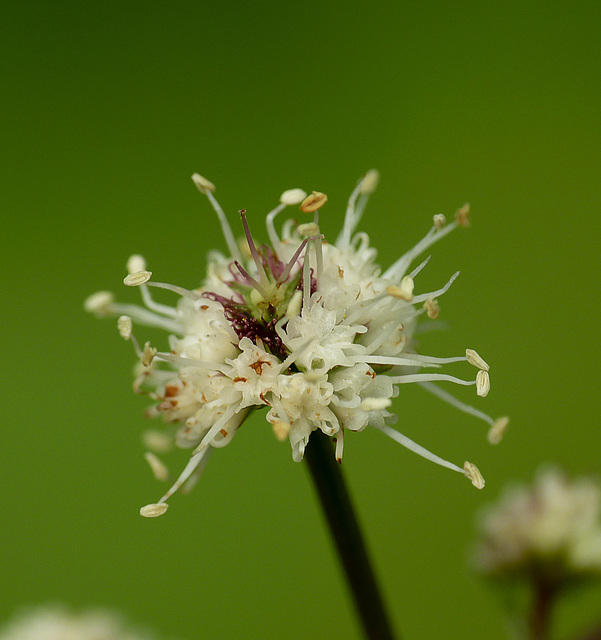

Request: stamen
left=117, top=315, right=132, bottom=339
left=487, top=416, right=509, bottom=445
left=277, top=237, right=310, bottom=284
left=314, top=234, right=324, bottom=286
left=266, top=202, right=286, bottom=248
left=280, top=188, right=307, bottom=205
left=239, top=210, right=269, bottom=287
left=141, top=342, right=157, bottom=367
left=463, top=461, right=485, bottom=489
left=192, top=173, right=241, bottom=260
left=433, top=214, right=446, bottom=230
left=124, top=270, right=152, bottom=286
left=360, top=169, right=380, bottom=195
left=389, top=373, right=476, bottom=386
left=110, top=302, right=182, bottom=334
left=354, top=354, right=442, bottom=368
left=285, top=290, right=303, bottom=320
left=272, top=420, right=291, bottom=442
left=337, top=181, right=364, bottom=248
left=155, top=444, right=212, bottom=506
left=360, top=397, right=392, bottom=411
left=300, top=191, right=328, bottom=213
left=193, top=405, right=239, bottom=454
left=476, top=370, right=490, bottom=397
left=142, top=430, right=173, bottom=453
left=140, top=503, right=169, bottom=517
left=127, top=254, right=146, bottom=273
left=233, top=261, right=269, bottom=297
left=302, top=246, right=311, bottom=310
left=84, top=291, right=115, bottom=315
left=144, top=452, right=169, bottom=481
left=424, top=298, right=440, bottom=319
left=455, top=203, right=470, bottom=227
left=386, top=276, right=414, bottom=301
left=335, top=428, right=345, bottom=463
left=418, top=381, right=495, bottom=426
left=408, top=256, right=431, bottom=280
left=298, top=222, right=320, bottom=237
left=466, top=349, right=490, bottom=372
left=145, top=281, right=200, bottom=300
left=372, top=423, right=464, bottom=475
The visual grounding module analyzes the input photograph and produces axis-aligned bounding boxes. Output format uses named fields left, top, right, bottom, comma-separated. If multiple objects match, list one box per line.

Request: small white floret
left=140, top=503, right=169, bottom=517
left=84, top=291, right=114, bottom=314
left=464, top=461, right=485, bottom=489
left=280, top=188, right=307, bottom=205
left=466, top=349, right=490, bottom=372
left=124, top=270, right=152, bottom=286
left=127, top=254, right=146, bottom=273
left=191, top=173, right=216, bottom=194
left=360, top=169, right=380, bottom=194
left=476, top=370, right=490, bottom=397
left=360, top=397, right=392, bottom=411
left=117, top=315, right=132, bottom=340
left=487, top=416, right=509, bottom=444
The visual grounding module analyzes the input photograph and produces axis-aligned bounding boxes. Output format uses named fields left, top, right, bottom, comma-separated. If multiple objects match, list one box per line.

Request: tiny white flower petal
left=433, top=213, right=446, bottom=230
left=84, top=290, right=114, bottom=314
left=191, top=173, right=216, bottom=194
left=124, top=270, right=152, bottom=286
left=140, top=503, right=168, bottom=517
left=144, top=452, right=169, bottom=481
left=127, top=254, right=147, bottom=274
left=476, top=370, right=490, bottom=397
left=360, top=397, right=392, bottom=411
left=280, top=188, right=307, bottom=205
left=360, top=169, right=380, bottom=194
left=464, top=461, right=485, bottom=489
left=487, top=416, right=509, bottom=444
left=466, top=348, right=490, bottom=372
left=117, top=315, right=132, bottom=340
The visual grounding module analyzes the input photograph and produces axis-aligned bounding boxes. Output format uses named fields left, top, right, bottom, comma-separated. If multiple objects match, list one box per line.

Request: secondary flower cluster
left=86, top=171, right=507, bottom=516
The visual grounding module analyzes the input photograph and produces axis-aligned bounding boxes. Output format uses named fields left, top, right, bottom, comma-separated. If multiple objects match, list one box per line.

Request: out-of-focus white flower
left=86, top=171, right=506, bottom=516
left=473, top=467, right=601, bottom=580
left=0, top=607, right=161, bottom=640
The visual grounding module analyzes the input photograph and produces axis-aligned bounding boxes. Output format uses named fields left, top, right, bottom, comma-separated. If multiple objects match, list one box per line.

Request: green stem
left=304, top=430, right=398, bottom=640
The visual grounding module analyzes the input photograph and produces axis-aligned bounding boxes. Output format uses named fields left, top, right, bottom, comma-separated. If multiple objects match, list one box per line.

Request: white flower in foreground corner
left=0, top=606, right=163, bottom=640
left=85, top=170, right=508, bottom=517
left=473, top=467, right=601, bottom=580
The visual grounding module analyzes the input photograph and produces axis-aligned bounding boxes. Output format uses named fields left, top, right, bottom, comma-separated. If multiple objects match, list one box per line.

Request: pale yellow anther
left=297, top=222, right=320, bottom=237
left=144, top=452, right=169, bottom=482
left=455, top=203, right=470, bottom=227
left=140, top=503, right=169, bottom=517
left=424, top=298, right=440, bottom=319
left=141, top=341, right=157, bottom=367
left=360, top=397, right=392, bottom=411
left=360, top=169, right=380, bottom=194
left=487, top=416, right=509, bottom=445
left=124, top=270, right=152, bottom=286
left=191, top=173, right=216, bottom=194
left=117, top=315, right=132, bottom=340
left=142, top=429, right=173, bottom=453
left=127, top=254, right=146, bottom=274
left=476, top=370, right=490, bottom=397
left=84, top=291, right=114, bottom=314
left=433, top=213, right=446, bottom=230
left=466, top=348, right=490, bottom=372
left=464, top=461, right=485, bottom=489
left=300, top=191, right=328, bottom=213
left=272, top=420, right=291, bottom=442
left=280, top=188, right=307, bottom=205
left=387, top=276, right=414, bottom=301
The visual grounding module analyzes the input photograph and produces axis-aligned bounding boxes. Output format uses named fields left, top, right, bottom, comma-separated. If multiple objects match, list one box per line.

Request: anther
left=127, top=254, right=146, bottom=273
left=476, top=370, right=490, bottom=397
left=144, top=452, right=169, bottom=481
left=487, top=416, right=509, bottom=445
left=433, top=214, right=446, bottom=230
left=300, top=191, right=328, bottom=213
left=360, top=397, right=392, bottom=411
left=360, top=169, right=380, bottom=194
left=142, top=430, right=173, bottom=453
left=455, top=203, right=470, bottom=227
left=84, top=291, right=114, bottom=315
left=280, top=188, right=307, bottom=205
left=191, top=173, right=216, bottom=194
left=297, top=222, right=320, bottom=237
left=272, top=420, right=291, bottom=441
left=386, top=276, right=414, bottom=301
left=141, top=341, right=157, bottom=367
left=117, top=315, right=132, bottom=340
left=424, top=298, right=440, bottom=319
left=124, top=270, right=152, bottom=286
left=466, top=349, right=490, bottom=372
left=464, top=461, right=485, bottom=489
left=140, top=503, right=169, bottom=517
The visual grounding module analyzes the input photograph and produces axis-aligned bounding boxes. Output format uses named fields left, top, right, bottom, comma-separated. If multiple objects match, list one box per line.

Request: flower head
left=473, top=467, right=601, bottom=582
left=0, top=607, right=161, bottom=640
left=86, top=171, right=506, bottom=516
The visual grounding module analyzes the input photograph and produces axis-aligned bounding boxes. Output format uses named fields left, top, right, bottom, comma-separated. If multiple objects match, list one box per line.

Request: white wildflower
left=474, top=467, right=601, bottom=579
left=87, top=171, right=506, bottom=515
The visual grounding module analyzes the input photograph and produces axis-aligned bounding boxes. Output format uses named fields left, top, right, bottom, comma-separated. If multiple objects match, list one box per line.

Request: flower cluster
left=0, top=607, right=161, bottom=640
left=474, top=467, right=601, bottom=582
left=86, top=171, right=507, bottom=516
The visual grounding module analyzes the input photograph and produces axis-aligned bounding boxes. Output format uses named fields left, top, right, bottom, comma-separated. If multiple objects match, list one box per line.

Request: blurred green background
left=2, top=0, right=600, bottom=638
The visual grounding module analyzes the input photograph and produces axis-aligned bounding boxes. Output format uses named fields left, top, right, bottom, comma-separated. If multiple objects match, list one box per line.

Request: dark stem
left=304, top=430, right=398, bottom=640
left=529, top=578, right=557, bottom=640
